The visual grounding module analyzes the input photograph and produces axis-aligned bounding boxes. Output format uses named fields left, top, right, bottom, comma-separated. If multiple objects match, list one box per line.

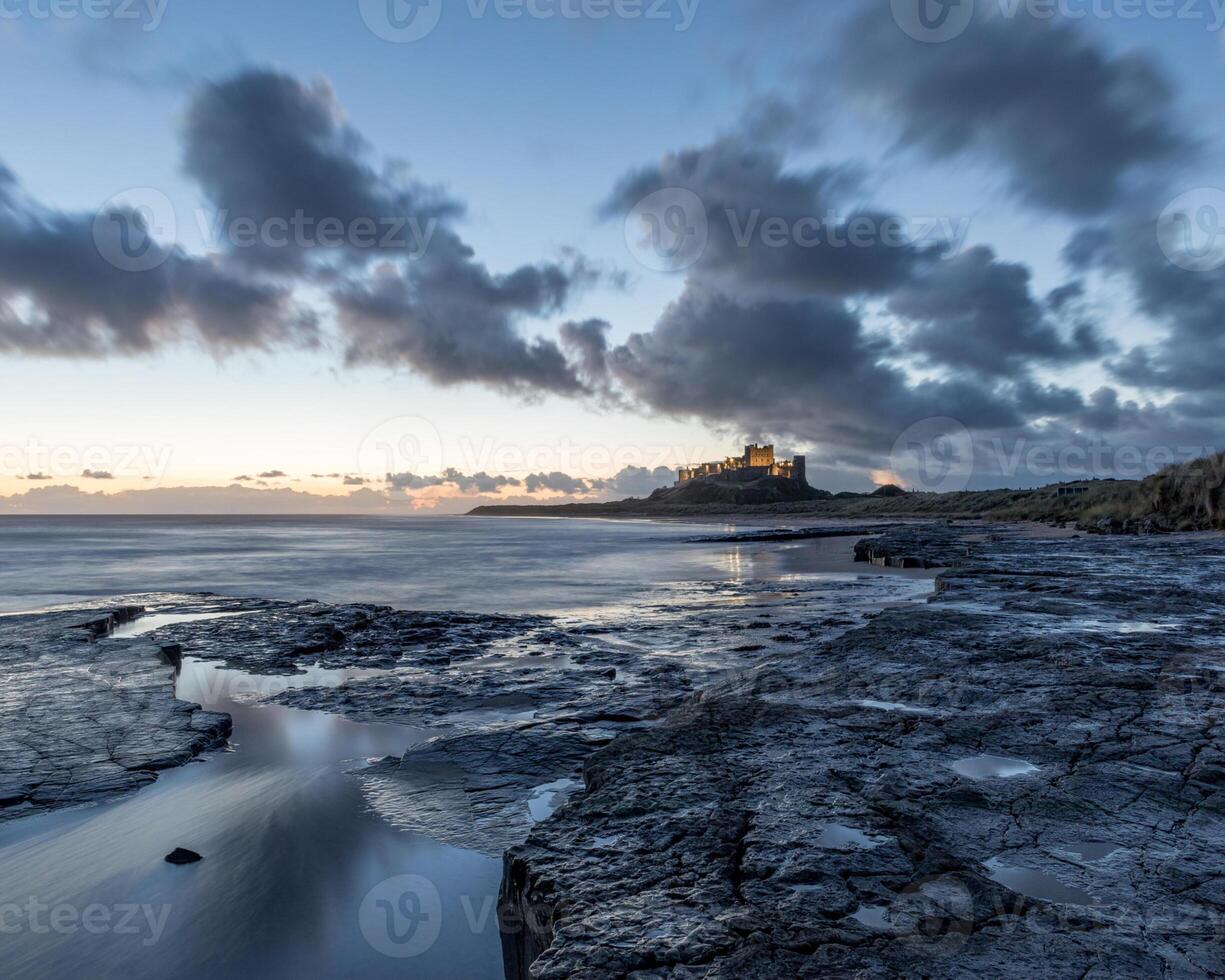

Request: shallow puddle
left=858, top=699, right=932, bottom=714
left=528, top=779, right=583, bottom=823
left=1063, top=842, right=1120, bottom=862
left=851, top=905, right=892, bottom=930
left=950, top=755, right=1039, bottom=780
left=816, top=824, right=890, bottom=850
left=985, top=857, right=1097, bottom=906
left=108, top=610, right=254, bottom=638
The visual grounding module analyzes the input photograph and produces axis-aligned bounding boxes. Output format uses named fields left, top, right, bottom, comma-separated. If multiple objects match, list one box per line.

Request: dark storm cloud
left=0, top=168, right=317, bottom=358
left=335, top=256, right=592, bottom=395
left=182, top=68, right=602, bottom=392
left=588, top=43, right=1202, bottom=481
left=1067, top=217, right=1225, bottom=393
left=601, top=139, right=936, bottom=297
left=559, top=319, right=614, bottom=387
left=891, top=247, right=1110, bottom=377
left=840, top=5, right=1186, bottom=215
left=183, top=70, right=461, bottom=269
left=606, top=282, right=1023, bottom=455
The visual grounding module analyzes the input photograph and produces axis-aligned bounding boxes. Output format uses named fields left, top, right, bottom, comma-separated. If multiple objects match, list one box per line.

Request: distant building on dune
left=676, top=445, right=808, bottom=487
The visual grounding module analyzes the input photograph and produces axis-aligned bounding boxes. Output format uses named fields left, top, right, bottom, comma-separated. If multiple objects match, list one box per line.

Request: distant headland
left=469, top=450, right=1225, bottom=533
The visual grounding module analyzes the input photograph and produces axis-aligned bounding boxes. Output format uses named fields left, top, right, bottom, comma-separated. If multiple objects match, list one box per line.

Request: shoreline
left=3, top=523, right=1222, bottom=976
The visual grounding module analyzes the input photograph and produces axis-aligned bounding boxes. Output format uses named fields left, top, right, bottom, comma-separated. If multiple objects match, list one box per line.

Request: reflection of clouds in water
left=0, top=654, right=502, bottom=978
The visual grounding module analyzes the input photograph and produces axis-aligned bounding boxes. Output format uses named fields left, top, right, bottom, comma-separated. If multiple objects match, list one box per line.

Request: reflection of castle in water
left=676, top=444, right=808, bottom=487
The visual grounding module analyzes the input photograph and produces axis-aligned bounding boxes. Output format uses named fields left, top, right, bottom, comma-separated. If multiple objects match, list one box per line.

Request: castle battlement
left=677, top=445, right=808, bottom=487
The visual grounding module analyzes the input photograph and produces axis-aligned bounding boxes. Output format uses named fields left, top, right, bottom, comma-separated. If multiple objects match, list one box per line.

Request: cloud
left=524, top=472, right=594, bottom=495
left=559, top=318, right=614, bottom=389
left=232, top=475, right=254, bottom=482
left=891, top=246, right=1110, bottom=377
left=1068, top=215, right=1225, bottom=393
left=183, top=70, right=462, bottom=271
left=606, top=281, right=1025, bottom=457
left=19, top=473, right=51, bottom=481
left=81, top=470, right=114, bottom=480
left=385, top=469, right=523, bottom=493
left=0, top=166, right=318, bottom=358
left=601, top=138, right=935, bottom=297
left=343, top=475, right=367, bottom=486
left=257, top=470, right=288, bottom=479
left=443, top=470, right=522, bottom=494
left=182, top=68, right=603, bottom=393
left=335, top=254, right=594, bottom=394
left=597, top=465, right=676, bottom=498
left=839, top=5, right=1186, bottom=215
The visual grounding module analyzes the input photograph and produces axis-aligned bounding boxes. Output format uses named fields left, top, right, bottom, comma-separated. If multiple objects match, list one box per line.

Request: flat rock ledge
left=500, top=528, right=1225, bottom=978
left=0, top=602, right=231, bottom=821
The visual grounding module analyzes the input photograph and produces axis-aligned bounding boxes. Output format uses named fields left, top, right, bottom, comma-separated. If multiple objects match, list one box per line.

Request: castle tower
left=744, top=444, right=775, bottom=468
left=793, top=455, right=807, bottom=486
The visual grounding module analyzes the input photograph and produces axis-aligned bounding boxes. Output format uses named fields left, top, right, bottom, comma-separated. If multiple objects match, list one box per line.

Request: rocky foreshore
left=499, top=526, right=1225, bottom=977
left=0, top=601, right=231, bottom=820
left=4, top=526, right=1222, bottom=978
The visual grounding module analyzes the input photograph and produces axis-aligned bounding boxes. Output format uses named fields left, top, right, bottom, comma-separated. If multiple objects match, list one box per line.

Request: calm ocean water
left=0, top=515, right=744, bottom=615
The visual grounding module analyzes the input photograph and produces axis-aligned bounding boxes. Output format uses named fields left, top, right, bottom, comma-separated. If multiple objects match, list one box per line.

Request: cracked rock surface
left=0, top=602, right=230, bottom=821
left=500, top=527, right=1225, bottom=978
left=138, top=568, right=933, bottom=855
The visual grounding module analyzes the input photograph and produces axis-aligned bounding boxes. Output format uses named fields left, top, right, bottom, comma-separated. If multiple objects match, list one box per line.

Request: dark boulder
left=164, top=848, right=203, bottom=865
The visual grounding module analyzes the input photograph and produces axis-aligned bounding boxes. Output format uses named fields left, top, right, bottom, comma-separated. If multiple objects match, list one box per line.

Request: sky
left=1, top=0, right=1224, bottom=513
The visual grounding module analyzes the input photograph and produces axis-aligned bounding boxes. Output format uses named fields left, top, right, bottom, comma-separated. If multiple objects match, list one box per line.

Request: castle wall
left=675, top=446, right=807, bottom=488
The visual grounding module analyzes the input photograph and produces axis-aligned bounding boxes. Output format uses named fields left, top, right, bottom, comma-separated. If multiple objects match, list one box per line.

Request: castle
left=676, top=445, right=808, bottom=487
